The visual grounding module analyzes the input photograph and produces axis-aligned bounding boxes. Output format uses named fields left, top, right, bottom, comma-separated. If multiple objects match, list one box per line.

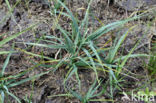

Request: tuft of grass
left=21, top=0, right=154, bottom=102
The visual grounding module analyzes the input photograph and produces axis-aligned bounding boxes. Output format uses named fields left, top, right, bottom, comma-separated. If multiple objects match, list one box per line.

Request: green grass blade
left=57, top=0, right=79, bottom=38
left=0, top=24, right=36, bottom=47
left=109, top=69, right=117, bottom=82
left=114, top=54, right=150, bottom=63
left=7, top=91, right=21, bottom=103
left=48, top=93, right=72, bottom=98
left=5, top=0, right=12, bottom=11
left=87, top=16, right=139, bottom=41
left=53, top=58, right=66, bottom=72
left=17, top=48, right=54, bottom=60
left=55, top=11, right=71, bottom=18
left=75, top=68, right=81, bottom=90
left=3, top=85, right=21, bottom=103
left=1, top=51, right=12, bottom=76
left=83, top=48, right=99, bottom=82
left=109, top=72, right=113, bottom=99
left=0, top=51, right=16, bottom=55
left=75, top=57, right=91, bottom=67
left=0, top=91, right=5, bottom=103
left=107, top=29, right=130, bottom=63
left=57, top=25, right=74, bottom=53
left=80, top=0, right=92, bottom=30
left=118, top=27, right=150, bottom=74
left=86, top=80, right=97, bottom=99
left=8, top=71, right=49, bottom=87
left=23, top=43, right=66, bottom=49
left=44, top=35, right=64, bottom=44
left=64, top=65, right=77, bottom=84
left=89, top=41, right=103, bottom=68
left=66, top=86, right=83, bottom=102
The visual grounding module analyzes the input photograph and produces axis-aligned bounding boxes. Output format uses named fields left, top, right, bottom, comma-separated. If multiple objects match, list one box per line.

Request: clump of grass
left=23, top=0, right=153, bottom=102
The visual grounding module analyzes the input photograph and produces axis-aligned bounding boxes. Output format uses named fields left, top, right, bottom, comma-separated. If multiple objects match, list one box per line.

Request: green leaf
left=106, top=29, right=130, bottom=63
left=89, top=41, right=103, bottom=68
left=83, top=48, right=99, bottom=82
left=1, top=51, right=12, bottom=76
left=24, top=43, right=67, bottom=49
left=3, top=85, right=21, bottom=103
left=57, top=25, right=74, bottom=53
left=0, top=51, right=16, bottom=55
left=0, top=24, right=36, bottom=47
left=66, top=86, right=83, bottom=102
left=114, top=54, right=150, bottom=63
left=0, top=91, right=5, bottom=103
left=64, top=64, right=77, bottom=84
left=87, top=16, right=140, bottom=41
left=8, top=71, right=49, bottom=87
left=57, top=0, right=80, bottom=39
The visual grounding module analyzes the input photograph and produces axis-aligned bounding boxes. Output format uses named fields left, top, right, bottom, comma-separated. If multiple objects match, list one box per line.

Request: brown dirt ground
left=0, top=0, right=156, bottom=103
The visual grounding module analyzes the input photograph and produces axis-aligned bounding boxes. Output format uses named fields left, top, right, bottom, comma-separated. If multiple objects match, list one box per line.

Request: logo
left=122, top=90, right=156, bottom=102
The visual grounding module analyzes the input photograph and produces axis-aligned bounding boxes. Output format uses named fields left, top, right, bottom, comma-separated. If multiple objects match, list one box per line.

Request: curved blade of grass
left=83, top=48, right=99, bottom=82
left=0, top=51, right=16, bottom=55
left=66, top=86, right=83, bottom=102
left=7, top=91, right=21, bottom=103
left=75, top=57, right=91, bottom=67
left=23, top=43, right=66, bottom=49
left=80, top=0, right=92, bottom=30
left=57, top=0, right=79, bottom=38
left=44, top=35, right=64, bottom=44
left=16, top=48, right=54, bottom=60
left=55, top=11, right=71, bottom=18
left=114, top=54, right=150, bottom=63
left=64, top=65, right=77, bottom=84
left=78, top=0, right=92, bottom=47
left=89, top=83, right=102, bottom=98
left=53, top=58, right=66, bottom=72
left=117, top=26, right=150, bottom=74
left=89, top=41, right=103, bottom=68
left=107, top=26, right=135, bottom=63
left=5, top=0, right=21, bottom=12
left=87, top=16, right=140, bottom=41
left=0, top=91, right=5, bottom=103
left=57, top=25, right=74, bottom=53
left=109, top=69, right=117, bottom=82
left=3, top=85, right=21, bottom=103
left=1, top=51, right=12, bottom=76
left=5, top=0, right=13, bottom=11
left=1, top=0, right=20, bottom=26
left=109, top=71, right=113, bottom=99
left=48, top=93, right=72, bottom=98
left=8, top=71, right=49, bottom=87
left=92, top=85, right=106, bottom=97
left=75, top=68, right=81, bottom=90
left=38, top=40, right=63, bottom=45
left=86, top=80, right=98, bottom=99
left=0, top=24, right=36, bottom=47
